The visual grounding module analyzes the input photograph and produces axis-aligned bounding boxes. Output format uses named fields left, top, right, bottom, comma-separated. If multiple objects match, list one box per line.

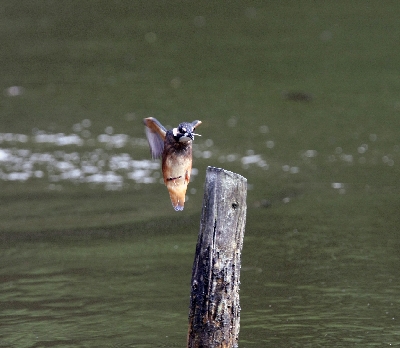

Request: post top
left=206, top=166, right=247, bottom=182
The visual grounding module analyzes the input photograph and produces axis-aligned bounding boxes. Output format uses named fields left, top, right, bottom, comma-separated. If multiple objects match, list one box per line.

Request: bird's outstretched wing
left=143, top=117, right=167, bottom=159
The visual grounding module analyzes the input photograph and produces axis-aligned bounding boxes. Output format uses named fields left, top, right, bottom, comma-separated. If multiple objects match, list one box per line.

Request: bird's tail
left=167, top=183, right=187, bottom=211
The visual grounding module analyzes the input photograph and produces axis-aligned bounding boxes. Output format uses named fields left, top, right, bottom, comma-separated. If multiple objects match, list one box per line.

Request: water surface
left=1, top=1, right=399, bottom=347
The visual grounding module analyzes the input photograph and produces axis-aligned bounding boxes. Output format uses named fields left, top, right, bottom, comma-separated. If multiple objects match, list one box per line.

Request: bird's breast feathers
left=162, top=152, right=192, bottom=183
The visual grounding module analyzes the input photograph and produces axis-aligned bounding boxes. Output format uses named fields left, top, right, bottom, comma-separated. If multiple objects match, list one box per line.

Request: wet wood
left=188, top=166, right=247, bottom=348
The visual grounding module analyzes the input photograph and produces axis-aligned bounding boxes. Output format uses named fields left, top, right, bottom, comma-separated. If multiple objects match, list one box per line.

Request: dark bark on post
left=187, top=166, right=247, bottom=348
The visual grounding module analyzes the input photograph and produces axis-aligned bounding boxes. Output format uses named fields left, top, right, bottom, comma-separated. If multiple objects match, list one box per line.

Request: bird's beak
left=189, top=132, right=202, bottom=140
left=188, top=132, right=201, bottom=140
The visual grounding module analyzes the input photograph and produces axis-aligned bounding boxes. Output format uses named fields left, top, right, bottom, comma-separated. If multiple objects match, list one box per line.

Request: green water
left=1, top=1, right=400, bottom=347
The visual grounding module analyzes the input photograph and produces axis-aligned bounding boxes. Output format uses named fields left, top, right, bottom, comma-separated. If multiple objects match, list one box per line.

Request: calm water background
left=1, top=1, right=400, bottom=347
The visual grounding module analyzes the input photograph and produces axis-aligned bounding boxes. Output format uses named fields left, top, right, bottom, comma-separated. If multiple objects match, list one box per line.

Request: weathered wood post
left=187, top=166, right=247, bottom=348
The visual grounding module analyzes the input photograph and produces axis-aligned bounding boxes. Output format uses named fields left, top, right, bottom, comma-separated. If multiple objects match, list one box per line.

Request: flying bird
left=143, top=117, right=202, bottom=211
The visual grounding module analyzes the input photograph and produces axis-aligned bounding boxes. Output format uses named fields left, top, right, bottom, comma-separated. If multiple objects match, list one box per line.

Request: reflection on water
left=0, top=123, right=274, bottom=191
left=0, top=125, right=159, bottom=190
left=0, top=122, right=397, bottom=192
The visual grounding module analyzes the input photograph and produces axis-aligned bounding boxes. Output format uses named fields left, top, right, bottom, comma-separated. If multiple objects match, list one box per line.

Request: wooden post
left=187, top=166, right=247, bottom=348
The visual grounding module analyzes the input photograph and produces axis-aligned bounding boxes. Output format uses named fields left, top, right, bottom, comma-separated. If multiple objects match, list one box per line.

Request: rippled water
left=1, top=122, right=398, bottom=346
left=241, top=209, right=400, bottom=346
left=2, top=1, right=400, bottom=347
left=0, top=231, right=195, bottom=348
left=1, top=201, right=400, bottom=347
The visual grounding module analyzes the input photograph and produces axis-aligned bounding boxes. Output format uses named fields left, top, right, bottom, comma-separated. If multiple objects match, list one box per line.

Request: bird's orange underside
left=166, top=180, right=188, bottom=210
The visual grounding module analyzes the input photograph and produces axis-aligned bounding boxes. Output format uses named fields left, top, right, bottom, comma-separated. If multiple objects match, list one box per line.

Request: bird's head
left=172, top=121, right=201, bottom=142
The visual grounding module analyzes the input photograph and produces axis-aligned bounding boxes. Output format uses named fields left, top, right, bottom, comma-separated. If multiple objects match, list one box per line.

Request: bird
left=143, top=117, right=202, bottom=211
